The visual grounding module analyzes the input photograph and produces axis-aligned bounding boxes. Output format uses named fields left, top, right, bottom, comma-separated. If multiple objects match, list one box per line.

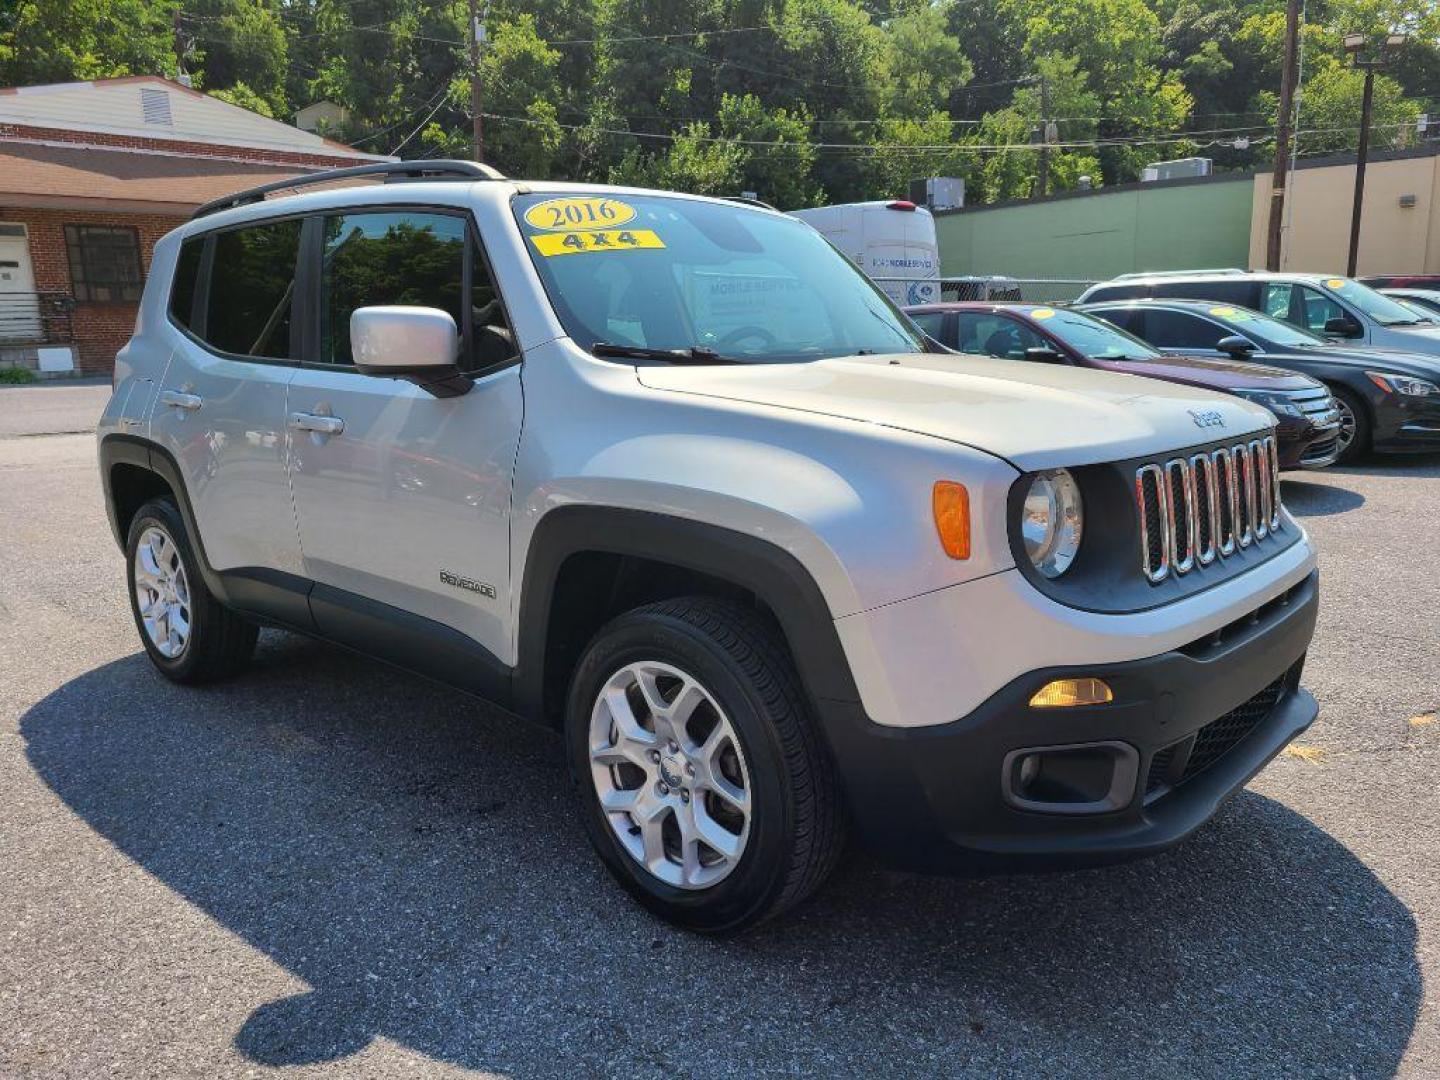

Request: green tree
left=0, top=0, right=179, bottom=85
left=182, top=0, right=289, bottom=117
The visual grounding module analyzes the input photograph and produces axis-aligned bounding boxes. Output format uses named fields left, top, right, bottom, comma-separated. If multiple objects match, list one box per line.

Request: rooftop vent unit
left=1141, top=157, right=1212, bottom=182
left=140, top=87, right=173, bottom=126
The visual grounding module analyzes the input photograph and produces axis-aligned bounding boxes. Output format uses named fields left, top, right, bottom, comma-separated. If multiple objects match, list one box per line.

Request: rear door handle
left=289, top=412, right=345, bottom=436
left=159, top=389, right=202, bottom=411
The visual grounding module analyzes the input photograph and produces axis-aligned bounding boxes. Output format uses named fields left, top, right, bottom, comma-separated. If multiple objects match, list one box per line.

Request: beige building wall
left=1249, top=152, right=1440, bottom=275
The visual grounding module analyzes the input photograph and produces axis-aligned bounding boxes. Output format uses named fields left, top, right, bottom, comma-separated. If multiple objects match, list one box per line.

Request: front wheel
left=1331, top=386, right=1371, bottom=464
left=566, top=598, right=844, bottom=932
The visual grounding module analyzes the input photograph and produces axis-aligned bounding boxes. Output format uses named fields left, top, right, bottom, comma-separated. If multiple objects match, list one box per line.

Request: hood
left=1378, top=324, right=1440, bottom=355
left=635, top=353, right=1274, bottom=471
left=1090, top=352, right=1317, bottom=391
left=1301, top=342, right=1440, bottom=378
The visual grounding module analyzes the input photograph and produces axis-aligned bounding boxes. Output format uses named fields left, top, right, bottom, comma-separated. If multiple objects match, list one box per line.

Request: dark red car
left=904, top=302, right=1342, bottom=469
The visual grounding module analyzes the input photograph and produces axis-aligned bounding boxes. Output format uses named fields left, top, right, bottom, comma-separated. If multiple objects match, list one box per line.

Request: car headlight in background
left=1022, top=469, right=1083, bottom=578
left=1235, top=388, right=1303, bottom=417
left=1366, top=371, right=1439, bottom=396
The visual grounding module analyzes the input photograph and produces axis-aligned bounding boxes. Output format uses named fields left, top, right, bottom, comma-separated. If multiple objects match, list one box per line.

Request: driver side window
left=954, top=313, right=1043, bottom=359
left=1297, top=287, right=1346, bottom=334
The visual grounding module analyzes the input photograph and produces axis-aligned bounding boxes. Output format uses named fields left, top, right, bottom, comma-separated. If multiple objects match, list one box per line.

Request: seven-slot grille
left=1136, top=435, right=1281, bottom=584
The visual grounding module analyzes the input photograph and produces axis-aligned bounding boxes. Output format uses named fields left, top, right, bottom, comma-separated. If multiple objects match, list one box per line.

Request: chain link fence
left=869, top=276, right=1100, bottom=306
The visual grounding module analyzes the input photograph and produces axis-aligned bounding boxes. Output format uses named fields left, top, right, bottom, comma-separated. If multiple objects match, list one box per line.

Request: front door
left=284, top=208, right=522, bottom=671
left=0, top=224, right=40, bottom=341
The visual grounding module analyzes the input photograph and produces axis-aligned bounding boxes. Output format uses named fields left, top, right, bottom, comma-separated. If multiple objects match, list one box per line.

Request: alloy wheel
left=1334, top=397, right=1357, bottom=456
left=588, top=661, right=752, bottom=890
left=133, top=525, right=192, bottom=659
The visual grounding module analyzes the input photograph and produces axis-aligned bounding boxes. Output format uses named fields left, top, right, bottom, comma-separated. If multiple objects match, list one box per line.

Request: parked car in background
left=790, top=199, right=940, bottom=306
left=1078, top=271, right=1440, bottom=357
left=1080, top=298, right=1440, bottom=463
left=905, top=301, right=1341, bottom=469
left=1360, top=274, right=1440, bottom=290
left=1380, top=288, right=1440, bottom=317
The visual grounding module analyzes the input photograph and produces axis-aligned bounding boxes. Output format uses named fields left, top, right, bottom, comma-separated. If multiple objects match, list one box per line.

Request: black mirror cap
left=1324, top=316, right=1363, bottom=338
left=1024, top=346, right=1069, bottom=365
left=1216, top=334, right=1256, bottom=354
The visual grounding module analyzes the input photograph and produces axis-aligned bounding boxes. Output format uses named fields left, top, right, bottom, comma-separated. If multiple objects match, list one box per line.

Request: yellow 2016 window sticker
left=530, top=229, right=665, bottom=257
left=1209, top=305, right=1252, bottom=320
left=524, top=196, right=637, bottom=232
left=1031, top=307, right=1056, bottom=319
left=1326, top=278, right=1346, bottom=288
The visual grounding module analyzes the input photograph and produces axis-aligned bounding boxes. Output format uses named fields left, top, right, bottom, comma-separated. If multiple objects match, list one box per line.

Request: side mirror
left=1024, top=346, right=1069, bottom=365
left=1323, top=316, right=1362, bottom=338
left=350, top=305, right=470, bottom=398
left=1216, top=334, right=1256, bottom=355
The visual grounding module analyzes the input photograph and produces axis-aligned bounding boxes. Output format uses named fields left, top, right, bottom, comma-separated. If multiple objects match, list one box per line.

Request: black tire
left=565, top=597, right=844, bottom=933
left=1331, top=386, right=1371, bottom=464
left=125, top=497, right=257, bottom=683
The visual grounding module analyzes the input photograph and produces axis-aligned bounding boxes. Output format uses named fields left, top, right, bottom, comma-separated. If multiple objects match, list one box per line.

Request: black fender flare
left=512, top=505, right=861, bottom=721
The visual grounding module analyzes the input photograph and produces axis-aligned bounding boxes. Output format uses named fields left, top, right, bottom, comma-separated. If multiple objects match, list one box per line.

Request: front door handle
left=159, top=389, right=203, bottom=411
left=289, top=412, right=345, bottom=436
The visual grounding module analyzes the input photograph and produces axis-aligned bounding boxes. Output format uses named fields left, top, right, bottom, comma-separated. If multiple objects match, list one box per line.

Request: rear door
left=283, top=206, right=522, bottom=670
left=148, top=218, right=305, bottom=609
left=1136, top=308, right=1238, bottom=359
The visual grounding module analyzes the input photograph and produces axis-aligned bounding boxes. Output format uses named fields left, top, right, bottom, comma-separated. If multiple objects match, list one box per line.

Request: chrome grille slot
left=1164, top=459, right=1195, bottom=573
left=1136, top=463, right=1169, bottom=583
left=1135, top=435, right=1281, bottom=583
left=1189, top=452, right=1217, bottom=565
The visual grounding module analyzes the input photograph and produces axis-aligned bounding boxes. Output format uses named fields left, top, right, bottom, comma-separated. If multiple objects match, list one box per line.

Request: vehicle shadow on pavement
left=22, top=637, right=1421, bottom=1079
left=1280, top=479, right=1365, bottom=517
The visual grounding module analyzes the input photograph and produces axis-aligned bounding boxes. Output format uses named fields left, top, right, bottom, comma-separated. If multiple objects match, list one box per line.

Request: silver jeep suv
left=99, top=162, right=1320, bottom=931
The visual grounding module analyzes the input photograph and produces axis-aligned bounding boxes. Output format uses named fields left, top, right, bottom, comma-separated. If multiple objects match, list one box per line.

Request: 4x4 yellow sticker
left=524, top=196, right=637, bottom=232
left=530, top=229, right=665, bottom=257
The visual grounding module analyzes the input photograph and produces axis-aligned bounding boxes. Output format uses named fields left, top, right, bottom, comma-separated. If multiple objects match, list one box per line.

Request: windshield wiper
left=591, top=341, right=741, bottom=365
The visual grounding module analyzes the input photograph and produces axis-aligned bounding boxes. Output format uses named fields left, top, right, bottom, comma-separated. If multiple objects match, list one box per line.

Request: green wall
left=935, top=176, right=1254, bottom=294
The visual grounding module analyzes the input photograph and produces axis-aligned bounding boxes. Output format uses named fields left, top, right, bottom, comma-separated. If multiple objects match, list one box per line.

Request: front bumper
left=1275, top=412, right=1341, bottom=470
left=1372, top=392, right=1440, bottom=453
left=822, top=569, right=1319, bottom=874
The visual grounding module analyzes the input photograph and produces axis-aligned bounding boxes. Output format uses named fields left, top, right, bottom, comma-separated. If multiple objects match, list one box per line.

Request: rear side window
left=909, top=311, right=948, bottom=342
left=1161, top=280, right=1256, bottom=306
left=205, top=219, right=302, bottom=359
left=1140, top=309, right=1227, bottom=349
left=169, top=237, right=204, bottom=329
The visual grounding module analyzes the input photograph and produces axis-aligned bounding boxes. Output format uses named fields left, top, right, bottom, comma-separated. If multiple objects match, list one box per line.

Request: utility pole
left=1037, top=75, right=1051, bottom=198
left=1343, top=34, right=1406, bottom=276
left=1265, top=0, right=1302, bottom=271
left=172, top=8, right=187, bottom=80
left=468, top=0, right=486, bottom=162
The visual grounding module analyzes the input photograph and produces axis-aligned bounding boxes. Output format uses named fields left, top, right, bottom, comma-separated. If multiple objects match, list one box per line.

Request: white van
left=790, top=200, right=940, bottom=306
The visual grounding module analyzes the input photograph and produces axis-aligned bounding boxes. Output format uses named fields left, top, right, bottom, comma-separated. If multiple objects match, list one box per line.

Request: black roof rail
left=191, top=159, right=507, bottom=220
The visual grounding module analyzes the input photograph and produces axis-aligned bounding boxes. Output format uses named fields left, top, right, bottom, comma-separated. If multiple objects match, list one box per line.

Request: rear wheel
left=1331, top=386, right=1371, bottom=464
left=126, top=498, right=257, bottom=682
left=566, top=597, right=844, bottom=932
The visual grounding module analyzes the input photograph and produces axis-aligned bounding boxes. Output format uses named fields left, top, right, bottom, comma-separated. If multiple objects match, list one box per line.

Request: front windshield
left=1323, top=277, right=1434, bottom=326
left=1199, top=304, right=1327, bottom=348
left=1037, top=308, right=1162, bottom=359
left=512, top=192, right=924, bottom=361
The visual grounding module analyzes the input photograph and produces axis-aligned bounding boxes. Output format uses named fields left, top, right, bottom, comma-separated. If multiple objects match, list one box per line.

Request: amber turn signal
left=1029, top=677, right=1114, bottom=708
left=932, top=481, right=971, bottom=559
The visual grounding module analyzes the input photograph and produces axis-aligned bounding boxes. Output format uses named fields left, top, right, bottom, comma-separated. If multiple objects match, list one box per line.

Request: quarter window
left=908, top=311, right=948, bottom=343
left=64, top=224, right=144, bottom=303
left=319, top=210, right=514, bottom=370
left=205, top=219, right=302, bottom=359
left=1262, top=284, right=1293, bottom=321
left=169, top=236, right=204, bottom=330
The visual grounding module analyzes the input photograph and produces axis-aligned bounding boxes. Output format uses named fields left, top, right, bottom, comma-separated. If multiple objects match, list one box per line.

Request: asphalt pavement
left=1, top=382, right=1436, bottom=1078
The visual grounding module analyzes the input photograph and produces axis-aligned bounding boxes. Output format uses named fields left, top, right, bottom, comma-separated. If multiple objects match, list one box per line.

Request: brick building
left=0, top=76, right=390, bottom=376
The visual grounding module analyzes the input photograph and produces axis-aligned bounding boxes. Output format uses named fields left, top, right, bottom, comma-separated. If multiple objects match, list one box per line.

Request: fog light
left=1029, top=677, right=1113, bottom=708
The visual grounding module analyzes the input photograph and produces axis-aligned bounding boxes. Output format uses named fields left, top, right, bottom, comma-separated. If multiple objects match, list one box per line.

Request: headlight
left=1236, top=389, right=1302, bottom=417
left=1021, top=469, right=1083, bottom=578
left=1366, top=371, right=1439, bottom=396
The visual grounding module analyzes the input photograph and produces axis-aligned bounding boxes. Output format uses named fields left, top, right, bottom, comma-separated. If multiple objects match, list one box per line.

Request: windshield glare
left=1204, top=305, right=1325, bottom=348
left=513, top=193, right=923, bottom=361
left=1042, top=309, right=1161, bottom=360
left=1327, top=277, right=1434, bottom=326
